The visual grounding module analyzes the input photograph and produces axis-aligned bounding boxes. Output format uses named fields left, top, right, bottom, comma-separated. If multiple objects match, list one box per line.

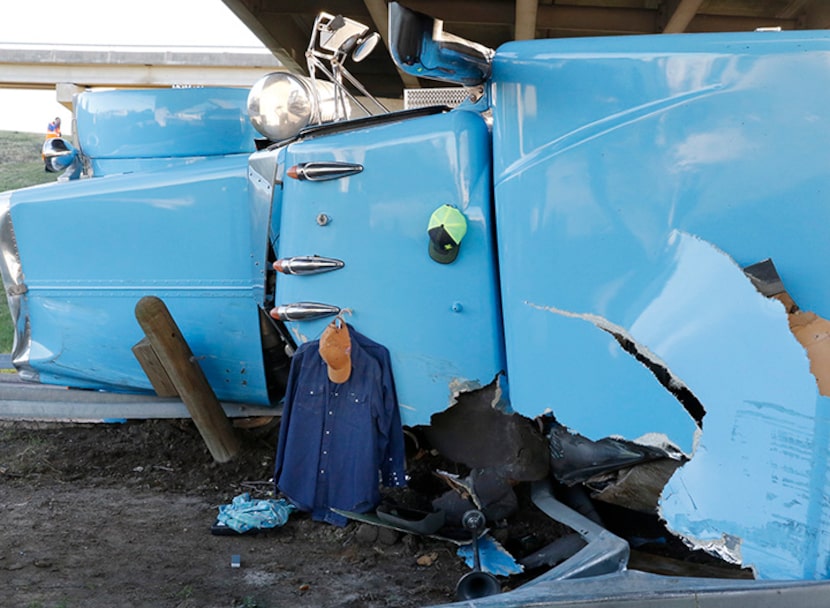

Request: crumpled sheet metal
left=425, top=376, right=550, bottom=482
left=530, top=231, right=830, bottom=579
left=425, top=483, right=830, bottom=608
left=520, top=303, right=699, bottom=455
left=649, top=234, right=830, bottom=580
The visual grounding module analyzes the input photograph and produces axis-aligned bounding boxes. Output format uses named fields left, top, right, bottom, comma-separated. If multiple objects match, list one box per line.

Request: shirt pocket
left=296, top=382, right=327, bottom=415
left=339, top=390, right=373, bottom=429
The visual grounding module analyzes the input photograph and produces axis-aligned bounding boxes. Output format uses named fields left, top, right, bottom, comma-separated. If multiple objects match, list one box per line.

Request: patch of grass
left=0, top=300, right=11, bottom=354
left=0, top=131, right=60, bottom=353
left=0, top=131, right=59, bottom=192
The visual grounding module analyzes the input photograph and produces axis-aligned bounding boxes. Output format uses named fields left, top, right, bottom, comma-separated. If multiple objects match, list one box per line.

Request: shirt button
left=328, top=411, right=333, bottom=415
left=325, top=431, right=330, bottom=435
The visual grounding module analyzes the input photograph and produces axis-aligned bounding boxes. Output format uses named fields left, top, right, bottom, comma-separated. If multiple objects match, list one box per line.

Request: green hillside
left=0, top=130, right=60, bottom=192
left=0, top=131, right=60, bottom=352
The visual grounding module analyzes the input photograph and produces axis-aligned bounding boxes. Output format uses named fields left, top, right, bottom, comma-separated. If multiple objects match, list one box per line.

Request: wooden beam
left=131, top=337, right=178, bottom=398
left=135, top=296, right=240, bottom=463
left=397, top=1, right=657, bottom=33
left=252, top=0, right=369, bottom=16
left=515, top=0, right=539, bottom=40
left=777, top=0, right=812, bottom=20
left=685, top=13, right=799, bottom=32
left=663, top=0, right=704, bottom=33
left=257, top=14, right=313, bottom=70
left=802, top=0, right=830, bottom=29
left=221, top=0, right=303, bottom=72
left=536, top=5, right=659, bottom=35
left=404, top=0, right=514, bottom=25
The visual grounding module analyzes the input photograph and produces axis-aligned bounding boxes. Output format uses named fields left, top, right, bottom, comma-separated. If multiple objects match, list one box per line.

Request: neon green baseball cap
left=427, top=204, right=468, bottom=264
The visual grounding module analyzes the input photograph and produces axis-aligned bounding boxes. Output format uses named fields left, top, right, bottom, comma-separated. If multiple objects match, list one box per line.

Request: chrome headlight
left=247, top=72, right=349, bottom=141
left=42, top=137, right=78, bottom=173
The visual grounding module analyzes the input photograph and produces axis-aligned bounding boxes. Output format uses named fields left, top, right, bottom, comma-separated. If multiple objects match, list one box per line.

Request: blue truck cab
left=5, top=2, right=830, bottom=598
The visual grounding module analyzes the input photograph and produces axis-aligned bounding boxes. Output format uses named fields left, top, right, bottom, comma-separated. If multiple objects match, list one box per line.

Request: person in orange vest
left=45, top=117, right=61, bottom=139
left=42, top=117, right=63, bottom=164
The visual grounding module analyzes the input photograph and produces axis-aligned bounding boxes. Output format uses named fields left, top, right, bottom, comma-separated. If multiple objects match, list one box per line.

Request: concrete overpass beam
left=56, top=83, right=85, bottom=111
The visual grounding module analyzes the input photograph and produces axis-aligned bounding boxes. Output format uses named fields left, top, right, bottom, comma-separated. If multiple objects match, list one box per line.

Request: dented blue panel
left=274, top=110, right=504, bottom=426
left=523, top=304, right=698, bottom=454
left=491, top=30, right=830, bottom=435
left=490, top=30, right=830, bottom=577
left=5, top=155, right=270, bottom=403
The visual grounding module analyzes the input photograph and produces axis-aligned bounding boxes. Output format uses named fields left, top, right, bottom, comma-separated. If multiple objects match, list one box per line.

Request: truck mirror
left=388, top=2, right=493, bottom=86
left=42, top=138, right=78, bottom=173
left=353, top=32, right=380, bottom=63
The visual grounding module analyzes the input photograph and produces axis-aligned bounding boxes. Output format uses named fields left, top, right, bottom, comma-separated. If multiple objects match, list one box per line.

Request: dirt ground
left=1, top=416, right=568, bottom=608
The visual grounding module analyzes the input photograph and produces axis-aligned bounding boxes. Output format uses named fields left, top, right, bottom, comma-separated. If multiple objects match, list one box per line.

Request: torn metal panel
left=490, top=36, right=830, bottom=569
left=504, top=228, right=830, bottom=579
left=424, top=483, right=830, bottom=608
left=645, top=234, right=830, bottom=580
left=424, top=377, right=549, bottom=482
left=745, top=258, right=830, bottom=398
left=787, top=310, right=830, bottom=396
left=514, top=306, right=699, bottom=454
left=529, top=231, right=830, bottom=578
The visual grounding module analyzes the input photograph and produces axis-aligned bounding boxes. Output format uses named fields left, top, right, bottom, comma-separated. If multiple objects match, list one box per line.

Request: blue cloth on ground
left=217, top=493, right=296, bottom=533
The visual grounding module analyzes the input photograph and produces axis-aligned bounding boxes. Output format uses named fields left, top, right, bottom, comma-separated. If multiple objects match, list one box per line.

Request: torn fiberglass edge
left=521, top=231, right=830, bottom=580
left=424, top=376, right=549, bottom=483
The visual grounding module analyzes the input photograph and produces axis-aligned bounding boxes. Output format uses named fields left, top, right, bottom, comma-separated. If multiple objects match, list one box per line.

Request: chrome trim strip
left=0, top=192, right=35, bottom=379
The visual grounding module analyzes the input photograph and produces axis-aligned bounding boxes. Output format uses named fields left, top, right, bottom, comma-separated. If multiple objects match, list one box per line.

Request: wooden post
left=134, top=295, right=240, bottom=463
left=131, top=337, right=178, bottom=397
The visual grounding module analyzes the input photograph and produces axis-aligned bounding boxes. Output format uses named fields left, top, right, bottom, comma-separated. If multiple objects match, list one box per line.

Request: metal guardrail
left=0, top=360, right=276, bottom=422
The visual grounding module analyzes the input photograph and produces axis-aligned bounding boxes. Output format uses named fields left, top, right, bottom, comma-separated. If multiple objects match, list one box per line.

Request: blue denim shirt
left=274, top=325, right=407, bottom=526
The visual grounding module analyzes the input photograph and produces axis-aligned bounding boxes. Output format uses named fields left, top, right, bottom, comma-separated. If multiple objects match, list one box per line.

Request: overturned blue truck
left=4, top=3, right=830, bottom=604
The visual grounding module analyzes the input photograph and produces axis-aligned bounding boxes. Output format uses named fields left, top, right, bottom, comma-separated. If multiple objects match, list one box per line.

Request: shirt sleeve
left=273, top=342, right=311, bottom=487
left=374, top=347, right=407, bottom=487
